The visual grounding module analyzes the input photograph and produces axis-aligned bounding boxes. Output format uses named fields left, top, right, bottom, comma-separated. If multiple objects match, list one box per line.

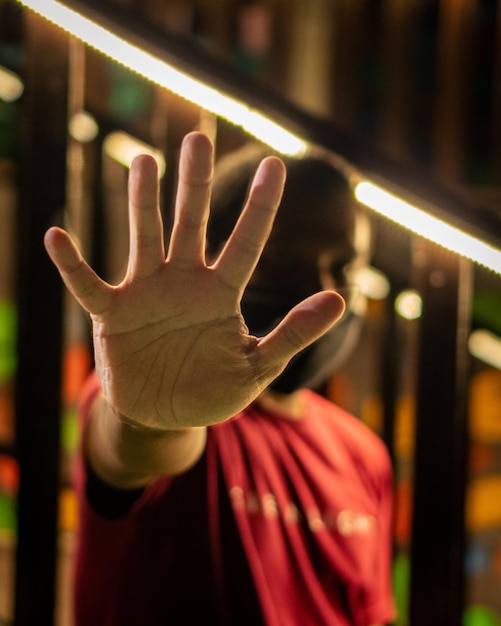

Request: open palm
left=44, top=132, right=345, bottom=431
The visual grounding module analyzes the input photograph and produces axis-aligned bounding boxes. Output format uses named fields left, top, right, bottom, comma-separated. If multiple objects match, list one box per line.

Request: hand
left=44, top=132, right=345, bottom=431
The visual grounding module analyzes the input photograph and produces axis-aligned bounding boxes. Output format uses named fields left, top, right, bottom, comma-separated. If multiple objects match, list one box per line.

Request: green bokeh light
left=0, top=300, right=16, bottom=383
left=463, top=605, right=501, bottom=626
left=392, top=552, right=410, bottom=625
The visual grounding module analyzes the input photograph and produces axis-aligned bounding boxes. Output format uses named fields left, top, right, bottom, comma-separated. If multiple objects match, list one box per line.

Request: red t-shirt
left=74, top=373, right=395, bottom=626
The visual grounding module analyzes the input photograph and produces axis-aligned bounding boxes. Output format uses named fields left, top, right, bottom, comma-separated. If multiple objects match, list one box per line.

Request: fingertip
left=265, top=155, right=286, bottom=175
left=182, top=131, right=213, bottom=154
left=254, top=155, right=286, bottom=186
left=296, top=290, right=346, bottom=324
left=179, top=132, right=214, bottom=183
left=129, top=155, right=161, bottom=206
left=131, top=153, right=159, bottom=175
left=43, top=225, right=65, bottom=251
left=44, top=225, right=56, bottom=243
left=324, top=289, right=347, bottom=323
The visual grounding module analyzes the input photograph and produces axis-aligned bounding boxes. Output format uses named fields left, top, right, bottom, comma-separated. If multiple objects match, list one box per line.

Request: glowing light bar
left=17, top=0, right=306, bottom=156
left=0, top=65, right=24, bottom=102
left=103, top=131, right=166, bottom=177
left=355, top=181, right=501, bottom=275
left=468, top=329, right=501, bottom=370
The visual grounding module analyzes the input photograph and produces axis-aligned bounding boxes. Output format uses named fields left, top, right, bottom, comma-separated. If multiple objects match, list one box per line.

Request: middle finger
left=167, top=132, right=214, bottom=268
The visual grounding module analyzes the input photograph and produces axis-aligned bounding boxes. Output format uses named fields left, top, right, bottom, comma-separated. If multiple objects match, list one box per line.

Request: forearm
left=85, top=392, right=207, bottom=490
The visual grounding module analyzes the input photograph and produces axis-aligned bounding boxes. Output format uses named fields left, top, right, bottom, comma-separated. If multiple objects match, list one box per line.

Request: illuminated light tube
left=0, top=65, right=24, bottom=102
left=17, top=0, right=306, bottom=156
left=355, top=181, right=501, bottom=275
left=468, top=329, right=501, bottom=370
left=103, top=131, right=166, bottom=177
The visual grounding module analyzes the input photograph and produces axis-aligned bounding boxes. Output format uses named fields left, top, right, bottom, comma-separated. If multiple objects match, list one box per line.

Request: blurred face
left=251, top=235, right=357, bottom=300
left=208, top=150, right=371, bottom=341
left=240, top=207, right=369, bottom=396
left=207, top=208, right=358, bottom=299
left=242, top=207, right=369, bottom=336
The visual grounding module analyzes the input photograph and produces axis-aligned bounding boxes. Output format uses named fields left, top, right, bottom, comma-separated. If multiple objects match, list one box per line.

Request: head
left=209, top=142, right=370, bottom=394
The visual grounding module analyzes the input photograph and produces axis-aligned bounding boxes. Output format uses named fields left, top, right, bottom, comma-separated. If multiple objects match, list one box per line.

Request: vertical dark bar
left=491, top=0, right=501, bottom=183
left=90, top=135, right=105, bottom=279
left=380, top=290, right=399, bottom=465
left=379, top=0, right=415, bottom=160
left=331, top=0, right=366, bottom=133
left=434, top=0, right=477, bottom=183
left=14, top=11, right=68, bottom=626
left=409, top=241, right=471, bottom=626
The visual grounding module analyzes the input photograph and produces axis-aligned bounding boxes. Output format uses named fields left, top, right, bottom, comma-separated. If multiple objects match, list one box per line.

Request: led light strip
left=355, top=181, right=501, bottom=275
left=17, top=0, right=306, bottom=156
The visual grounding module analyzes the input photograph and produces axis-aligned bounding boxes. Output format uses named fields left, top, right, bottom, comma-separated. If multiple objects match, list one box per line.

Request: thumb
left=257, top=291, right=345, bottom=369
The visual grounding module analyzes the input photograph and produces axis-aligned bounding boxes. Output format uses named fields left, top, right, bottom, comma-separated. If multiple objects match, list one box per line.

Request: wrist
left=114, top=410, right=189, bottom=438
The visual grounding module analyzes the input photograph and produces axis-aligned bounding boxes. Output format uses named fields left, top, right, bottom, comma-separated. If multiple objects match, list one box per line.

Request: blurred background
left=0, top=1, right=500, bottom=625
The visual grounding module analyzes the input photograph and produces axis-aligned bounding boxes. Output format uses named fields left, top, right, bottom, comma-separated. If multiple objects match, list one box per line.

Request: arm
left=45, top=132, right=345, bottom=489
left=83, top=391, right=207, bottom=489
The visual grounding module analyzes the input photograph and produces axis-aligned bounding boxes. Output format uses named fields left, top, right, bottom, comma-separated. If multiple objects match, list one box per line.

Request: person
left=44, top=131, right=395, bottom=626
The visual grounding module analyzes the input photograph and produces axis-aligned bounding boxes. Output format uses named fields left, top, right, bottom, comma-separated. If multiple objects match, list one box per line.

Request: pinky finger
left=44, top=227, right=111, bottom=315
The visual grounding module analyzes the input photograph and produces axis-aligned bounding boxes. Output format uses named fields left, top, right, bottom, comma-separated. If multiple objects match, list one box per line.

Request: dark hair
left=208, top=142, right=356, bottom=255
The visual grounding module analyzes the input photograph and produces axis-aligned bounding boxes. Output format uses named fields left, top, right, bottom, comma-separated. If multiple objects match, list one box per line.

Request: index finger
left=213, top=156, right=286, bottom=290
